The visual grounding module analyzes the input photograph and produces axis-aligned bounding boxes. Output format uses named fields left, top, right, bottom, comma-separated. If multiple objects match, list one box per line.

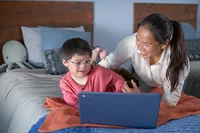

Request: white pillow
left=21, top=26, right=85, bottom=64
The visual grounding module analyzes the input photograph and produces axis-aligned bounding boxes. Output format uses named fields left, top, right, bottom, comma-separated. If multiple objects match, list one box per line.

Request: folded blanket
left=39, top=88, right=200, bottom=132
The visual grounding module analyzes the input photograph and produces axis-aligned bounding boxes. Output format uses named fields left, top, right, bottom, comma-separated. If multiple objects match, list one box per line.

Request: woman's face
left=136, top=25, right=164, bottom=59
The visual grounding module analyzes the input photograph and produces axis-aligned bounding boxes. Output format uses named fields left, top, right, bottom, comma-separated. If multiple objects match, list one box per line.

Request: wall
left=17, top=0, right=200, bottom=69
left=94, top=0, right=200, bottom=51
left=94, top=0, right=200, bottom=69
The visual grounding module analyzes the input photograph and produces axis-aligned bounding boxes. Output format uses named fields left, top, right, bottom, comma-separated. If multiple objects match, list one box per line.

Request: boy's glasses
left=67, top=58, right=92, bottom=67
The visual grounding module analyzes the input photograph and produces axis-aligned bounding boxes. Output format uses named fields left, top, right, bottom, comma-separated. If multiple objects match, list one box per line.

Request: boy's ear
left=62, top=59, right=68, bottom=66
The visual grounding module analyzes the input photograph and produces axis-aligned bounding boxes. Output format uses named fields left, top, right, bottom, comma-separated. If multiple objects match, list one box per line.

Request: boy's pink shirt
left=60, top=65, right=125, bottom=108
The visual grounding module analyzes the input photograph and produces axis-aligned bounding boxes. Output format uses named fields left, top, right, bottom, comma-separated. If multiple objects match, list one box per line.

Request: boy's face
left=62, top=54, right=92, bottom=78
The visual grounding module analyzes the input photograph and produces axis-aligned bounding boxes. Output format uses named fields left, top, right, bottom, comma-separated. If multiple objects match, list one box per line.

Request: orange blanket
left=39, top=88, right=200, bottom=132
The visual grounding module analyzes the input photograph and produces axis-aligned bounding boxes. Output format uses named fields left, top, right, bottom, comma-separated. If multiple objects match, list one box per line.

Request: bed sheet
left=29, top=114, right=200, bottom=133
left=184, top=61, right=200, bottom=98
left=1, top=62, right=200, bottom=133
left=0, top=68, right=63, bottom=133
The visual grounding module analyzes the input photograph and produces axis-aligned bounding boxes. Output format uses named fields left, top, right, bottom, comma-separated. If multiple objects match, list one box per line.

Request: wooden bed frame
left=133, top=3, right=197, bottom=32
left=0, top=1, right=93, bottom=64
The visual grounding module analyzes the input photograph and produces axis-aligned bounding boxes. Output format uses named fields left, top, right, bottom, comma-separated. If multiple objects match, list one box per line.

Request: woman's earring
left=161, top=44, right=166, bottom=49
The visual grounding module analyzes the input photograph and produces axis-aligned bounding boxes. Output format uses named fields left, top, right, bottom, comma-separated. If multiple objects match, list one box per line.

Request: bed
left=0, top=1, right=94, bottom=133
left=0, top=69, right=200, bottom=133
left=0, top=1, right=200, bottom=133
left=0, top=69, right=63, bottom=133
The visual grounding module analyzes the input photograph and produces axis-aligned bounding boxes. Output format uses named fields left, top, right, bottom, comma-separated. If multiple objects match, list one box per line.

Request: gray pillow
left=42, top=49, right=68, bottom=75
left=185, top=38, right=200, bottom=61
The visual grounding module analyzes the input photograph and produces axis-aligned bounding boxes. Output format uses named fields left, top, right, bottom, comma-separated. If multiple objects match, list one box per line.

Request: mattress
left=184, top=61, right=200, bottom=98
left=0, top=68, right=63, bottom=133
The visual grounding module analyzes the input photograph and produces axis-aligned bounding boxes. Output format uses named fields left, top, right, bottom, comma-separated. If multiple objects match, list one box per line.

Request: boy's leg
left=99, top=50, right=107, bottom=60
left=91, top=47, right=101, bottom=66
left=92, top=47, right=101, bottom=61
left=91, top=47, right=107, bottom=66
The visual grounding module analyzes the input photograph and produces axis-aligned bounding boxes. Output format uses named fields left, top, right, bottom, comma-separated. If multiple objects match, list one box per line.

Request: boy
left=60, top=38, right=125, bottom=108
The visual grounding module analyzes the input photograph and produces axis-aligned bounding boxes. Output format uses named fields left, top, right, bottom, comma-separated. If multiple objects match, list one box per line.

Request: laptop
left=78, top=92, right=161, bottom=129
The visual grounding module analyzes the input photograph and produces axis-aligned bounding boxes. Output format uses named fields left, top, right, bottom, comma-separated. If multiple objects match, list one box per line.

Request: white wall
left=94, top=0, right=200, bottom=53
left=94, top=0, right=133, bottom=52
left=34, top=0, right=200, bottom=53
left=94, top=0, right=200, bottom=69
left=18, top=0, right=200, bottom=69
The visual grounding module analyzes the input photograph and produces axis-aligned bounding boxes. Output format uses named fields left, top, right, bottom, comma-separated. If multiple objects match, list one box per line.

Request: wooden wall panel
left=0, top=1, right=93, bottom=64
left=133, top=3, right=197, bottom=32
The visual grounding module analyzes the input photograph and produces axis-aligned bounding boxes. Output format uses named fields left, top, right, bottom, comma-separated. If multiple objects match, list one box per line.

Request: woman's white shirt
left=99, top=33, right=190, bottom=106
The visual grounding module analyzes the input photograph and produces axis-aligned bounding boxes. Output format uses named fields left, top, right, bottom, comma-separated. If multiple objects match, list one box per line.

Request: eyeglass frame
left=66, top=58, right=92, bottom=67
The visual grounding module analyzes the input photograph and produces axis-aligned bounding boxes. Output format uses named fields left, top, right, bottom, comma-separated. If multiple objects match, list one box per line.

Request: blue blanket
left=29, top=114, right=200, bottom=133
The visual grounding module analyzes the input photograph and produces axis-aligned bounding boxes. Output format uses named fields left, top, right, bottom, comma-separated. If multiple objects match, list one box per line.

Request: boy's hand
left=122, top=80, right=141, bottom=93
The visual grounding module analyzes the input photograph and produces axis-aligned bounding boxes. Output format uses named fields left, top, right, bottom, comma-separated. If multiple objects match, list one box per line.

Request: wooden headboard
left=133, top=3, right=197, bottom=32
left=0, top=1, right=93, bottom=64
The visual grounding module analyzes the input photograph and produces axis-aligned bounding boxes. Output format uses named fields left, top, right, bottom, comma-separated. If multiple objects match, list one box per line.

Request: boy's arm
left=60, top=79, right=79, bottom=108
left=102, top=67, right=125, bottom=92
left=112, top=72, right=125, bottom=92
left=62, top=89, right=78, bottom=108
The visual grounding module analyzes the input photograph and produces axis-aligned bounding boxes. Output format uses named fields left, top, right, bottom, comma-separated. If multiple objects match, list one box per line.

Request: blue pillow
left=39, top=26, right=91, bottom=53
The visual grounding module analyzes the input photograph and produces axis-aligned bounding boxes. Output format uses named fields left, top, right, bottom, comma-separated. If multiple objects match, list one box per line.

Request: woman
left=99, top=13, right=190, bottom=106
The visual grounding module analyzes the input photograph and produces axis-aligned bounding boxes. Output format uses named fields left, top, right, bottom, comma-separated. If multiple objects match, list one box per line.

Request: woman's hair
left=137, top=13, right=189, bottom=92
left=60, top=38, right=92, bottom=60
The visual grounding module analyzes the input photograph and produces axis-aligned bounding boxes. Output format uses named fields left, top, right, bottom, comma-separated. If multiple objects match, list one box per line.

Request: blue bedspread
left=29, top=114, right=200, bottom=133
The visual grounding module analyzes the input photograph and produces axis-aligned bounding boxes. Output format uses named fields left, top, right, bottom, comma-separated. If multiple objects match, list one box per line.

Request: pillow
left=21, top=26, right=85, bottom=64
left=187, top=50, right=200, bottom=61
left=185, top=38, right=200, bottom=61
left=39, top=26, right=91, bottom=54
left=43, top=48, right=68, bottom=75
left=21, top=27, right=41, bottom=64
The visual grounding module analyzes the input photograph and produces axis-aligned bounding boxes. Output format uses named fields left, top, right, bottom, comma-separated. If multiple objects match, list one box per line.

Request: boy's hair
left=60, top=38, right=92, bottom=60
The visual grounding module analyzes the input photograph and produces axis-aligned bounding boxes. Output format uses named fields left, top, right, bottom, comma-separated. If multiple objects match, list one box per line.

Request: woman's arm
left=99, top=34, right=137, bottom=69
left=122, top=80, right=172, bottom=107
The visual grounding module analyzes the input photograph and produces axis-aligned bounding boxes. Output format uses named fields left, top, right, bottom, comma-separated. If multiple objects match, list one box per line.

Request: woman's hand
left=122, top=80, right=141, bottom=93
